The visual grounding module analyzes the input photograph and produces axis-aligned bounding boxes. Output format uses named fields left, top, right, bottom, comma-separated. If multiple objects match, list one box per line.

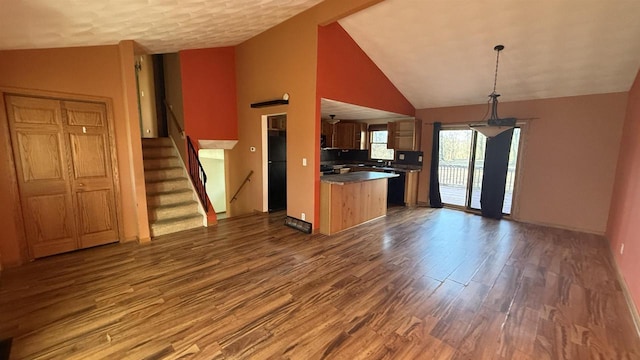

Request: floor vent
left=285, top=216, right=312, bottom=234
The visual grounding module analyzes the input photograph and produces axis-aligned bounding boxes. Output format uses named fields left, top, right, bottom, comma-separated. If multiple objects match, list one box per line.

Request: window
left=370, top=129, right=394, bottom=160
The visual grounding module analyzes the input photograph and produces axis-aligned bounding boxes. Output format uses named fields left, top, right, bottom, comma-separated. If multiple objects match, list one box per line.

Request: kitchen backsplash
left=321, top=149, right=423, bottom=166
left=395, top=151, right=423, bottom=166
left=320, top=149, right=368, bottom=162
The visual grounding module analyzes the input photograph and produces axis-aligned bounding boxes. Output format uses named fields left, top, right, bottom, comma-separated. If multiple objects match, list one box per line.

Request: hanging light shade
left=470, top=45, right=516, bottom=138
left=326, top=114, right=340, bottom=125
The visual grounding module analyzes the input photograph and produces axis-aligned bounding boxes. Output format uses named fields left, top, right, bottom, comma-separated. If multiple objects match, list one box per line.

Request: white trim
left=509, top=121, right=529, bottom=220
left=261, top=115, right=269, bottom=212
left=261, top=112, right=287, bottom=213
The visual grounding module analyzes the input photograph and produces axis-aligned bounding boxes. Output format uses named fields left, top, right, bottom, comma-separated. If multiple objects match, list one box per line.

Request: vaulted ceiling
left=339, top=0, right=640, bottom=109
left=2, top=0, right=640, bottom=110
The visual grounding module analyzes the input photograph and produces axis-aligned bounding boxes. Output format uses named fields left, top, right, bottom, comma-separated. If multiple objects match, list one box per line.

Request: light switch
left=418, top=156, right=423, bottom=162
left=399, top=154, right=405, bottom=160
left=302, top=158, right=307, bottom=166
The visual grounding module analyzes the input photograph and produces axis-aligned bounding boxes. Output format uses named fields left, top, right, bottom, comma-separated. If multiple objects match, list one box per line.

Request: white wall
left=199, top=149, right=226, bottom=213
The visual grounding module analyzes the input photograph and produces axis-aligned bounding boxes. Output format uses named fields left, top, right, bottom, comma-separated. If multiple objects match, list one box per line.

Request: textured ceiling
left=339, top=0, right=640, bottom=109
left=321, top=98, right=411, bottom=120
left=0, top=0, right=324, bottom=53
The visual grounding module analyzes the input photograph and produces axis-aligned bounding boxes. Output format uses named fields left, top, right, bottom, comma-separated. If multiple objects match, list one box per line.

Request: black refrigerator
left=268, top=131, right=287, bottom=212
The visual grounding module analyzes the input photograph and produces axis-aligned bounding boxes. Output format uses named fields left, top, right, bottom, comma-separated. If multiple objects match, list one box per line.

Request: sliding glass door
left=438, top=129, right=473, bottom=207
left=438, top=128, right=520, bottom=214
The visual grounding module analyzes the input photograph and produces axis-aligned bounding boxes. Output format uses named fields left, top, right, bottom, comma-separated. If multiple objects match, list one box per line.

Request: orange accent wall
left=416, top=92, right=627, bottom=235
left=231, top=0, right=384, bottom=227
left=0, top=43, right=145, bottom=266
left=607, top=69, right=640, bottom=314
left=180, top=47, right=238, bottom=144
left=317, top=22, right=415, bottom=116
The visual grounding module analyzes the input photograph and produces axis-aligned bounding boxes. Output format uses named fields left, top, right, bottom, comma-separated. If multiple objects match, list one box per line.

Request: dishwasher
left=385, top=170, right=406, bottom=206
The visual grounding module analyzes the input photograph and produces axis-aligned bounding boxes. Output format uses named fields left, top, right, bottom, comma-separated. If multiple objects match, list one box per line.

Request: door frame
left=0, top=87, right=124, bottom=261
left=261, top=112, right=286, bottom=213
left=438, top=122, right=528, bottom=218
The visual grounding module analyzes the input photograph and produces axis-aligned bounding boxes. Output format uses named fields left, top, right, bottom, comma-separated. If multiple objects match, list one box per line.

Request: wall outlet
left=621, top=243, right=625, bottom=255
left=418, top=155, right=423, bottom=162
left=301, top=213, right=306, bottom=221
left=302, top=158, right=307, bottom=166
left=399, top=154, right=405, bottom=160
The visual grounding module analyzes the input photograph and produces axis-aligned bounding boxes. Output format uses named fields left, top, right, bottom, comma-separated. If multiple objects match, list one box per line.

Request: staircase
left=142, top=137, right=204, bottom=237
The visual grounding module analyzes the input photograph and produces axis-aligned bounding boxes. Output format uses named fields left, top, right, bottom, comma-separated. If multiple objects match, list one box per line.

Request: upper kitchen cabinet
left=334, top=122, right=366, bottom=149
left=387, top=119, right=421, bottom=151
left=321, top=120, right=335, bottom=148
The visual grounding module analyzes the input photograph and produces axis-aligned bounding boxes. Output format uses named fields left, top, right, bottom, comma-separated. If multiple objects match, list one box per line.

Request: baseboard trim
left=510, top=217, right=605, bottom=236
left=123, top=236, right=138, bottom=243
left=611, top=251, right=640, bottom=340
left=138, top=237, right=152, bottom=244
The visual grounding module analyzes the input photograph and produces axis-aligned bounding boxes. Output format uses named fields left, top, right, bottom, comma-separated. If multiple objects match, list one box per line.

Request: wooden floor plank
left=1, top=207, right=639, bottom=359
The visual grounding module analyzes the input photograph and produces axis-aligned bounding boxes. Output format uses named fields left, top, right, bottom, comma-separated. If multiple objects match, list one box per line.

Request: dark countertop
left=321, top=171, right=399, bottom=185
left=320, top=162, right=422, bottom=173
left=353, top=165, right=421, bottom=173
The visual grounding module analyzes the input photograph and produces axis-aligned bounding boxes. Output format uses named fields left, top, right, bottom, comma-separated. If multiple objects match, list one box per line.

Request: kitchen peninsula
left=320, top=171, right=399, bottom=235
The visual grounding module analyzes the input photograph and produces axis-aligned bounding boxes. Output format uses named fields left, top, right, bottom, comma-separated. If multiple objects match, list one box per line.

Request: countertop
left=320, top=171, right=399, bottom=185
left=353, top=165, right=421, bottom=173
left=321, top=162, right=422, bottom=173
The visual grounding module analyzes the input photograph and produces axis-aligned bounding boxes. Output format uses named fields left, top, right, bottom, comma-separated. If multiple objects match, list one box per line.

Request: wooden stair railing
left=230, top=170, right=254, bottom=203
left=186, top=136, right=209, bottom=212
left=164, top=100, right=185, bottom=138
left=163, top=100, right=209, bottom=213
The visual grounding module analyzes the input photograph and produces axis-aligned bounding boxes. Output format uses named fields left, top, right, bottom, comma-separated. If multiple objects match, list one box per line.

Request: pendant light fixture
left=326, top=114, right=340, bottom=125
left=469, top=45, right=516, bottom=138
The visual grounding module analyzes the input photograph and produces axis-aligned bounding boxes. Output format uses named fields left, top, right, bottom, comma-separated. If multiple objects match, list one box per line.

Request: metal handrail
left=186, top=136, right=209, bottom=212
left=230, top=170, right=254, bottom=203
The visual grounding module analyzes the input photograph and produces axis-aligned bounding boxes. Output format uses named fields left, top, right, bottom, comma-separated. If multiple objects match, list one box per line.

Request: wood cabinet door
left=386, top=121, right=397, bottom=149
left=5, top=95, right=120, bottom=259
left=5, top=96, right=78, bottom=258
left=335, top=122, right=355, bottom=149
left=413, top=119, right=422, bottom=151
left=62, top=101, right=119, bottom=248
left=321, top=121, right=334, bottom=147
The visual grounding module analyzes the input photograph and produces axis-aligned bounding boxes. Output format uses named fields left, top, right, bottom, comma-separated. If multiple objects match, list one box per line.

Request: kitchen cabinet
left=268, top=115, right=286, bottom=130
left=320, top=172, right=397, bottom=235
left=349, top=166, right=420, bottom=207
left=388, top=171, right=419, bottom=207
left=321, top=121, right=334, bottom=147
left=334, top=122, right=367, bottom=149
left=387, top=119, right=421, bottom=150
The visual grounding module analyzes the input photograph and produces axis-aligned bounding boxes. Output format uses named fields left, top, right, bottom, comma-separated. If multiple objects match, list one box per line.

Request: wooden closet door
left=62, top=101, right=119, bottom=248
left=5, top=95, right=78, bottom=258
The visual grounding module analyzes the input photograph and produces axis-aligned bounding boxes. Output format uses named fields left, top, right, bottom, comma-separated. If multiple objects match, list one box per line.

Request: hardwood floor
left=1, top=207, right=639, bottom=359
